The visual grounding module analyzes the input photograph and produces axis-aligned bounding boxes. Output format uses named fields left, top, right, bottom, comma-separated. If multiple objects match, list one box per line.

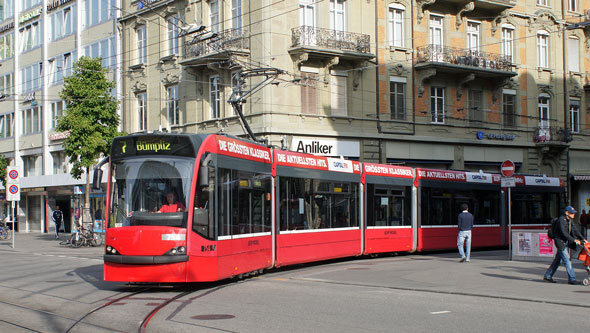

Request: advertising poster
left=517, top=232, right=532, bottom=256
left=539, top=233, right=554, bottom=256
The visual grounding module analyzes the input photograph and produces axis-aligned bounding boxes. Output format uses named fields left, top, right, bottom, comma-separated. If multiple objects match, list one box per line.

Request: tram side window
left=193, top=165, right=215, bottom=239
left=421, top=188, right=453, bottom=225
left=366, top=184, right=410, bottom=227
left=421, top=188, right=499, bottom=226
left=470, top=191, right=499, bottom=225
left=111, top=182, right=124, bottom=228
left=279, top=177, right=358, bottom=231
left=511, top=193, right=561, bottom=225
left=217, top=168, right=271, bottom=237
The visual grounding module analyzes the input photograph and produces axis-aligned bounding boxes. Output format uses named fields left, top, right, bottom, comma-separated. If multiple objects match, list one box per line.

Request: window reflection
left=421, top=187, right=500, bottom=226
left=279, top=177, right=358, bottom=231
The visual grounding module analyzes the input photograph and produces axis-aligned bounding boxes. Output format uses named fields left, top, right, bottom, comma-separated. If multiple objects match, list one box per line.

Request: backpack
left=53, top=210, right=63, bottom=223
left=547, top=217, right=559, bottom=239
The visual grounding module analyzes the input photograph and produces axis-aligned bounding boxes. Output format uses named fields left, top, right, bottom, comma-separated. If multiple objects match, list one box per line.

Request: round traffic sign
left=8, top=169, right=18, bottom=179
left=8, top=185, right=18, bottom=194
left=501, top=160, right=515, bottom=177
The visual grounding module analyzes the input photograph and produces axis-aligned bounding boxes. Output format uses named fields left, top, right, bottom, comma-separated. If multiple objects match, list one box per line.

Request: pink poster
left=539, top=233, right=554, bottom=256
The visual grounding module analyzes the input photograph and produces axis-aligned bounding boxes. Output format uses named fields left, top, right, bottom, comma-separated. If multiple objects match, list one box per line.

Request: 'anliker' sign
left=292, top=138, right=359, bottom=157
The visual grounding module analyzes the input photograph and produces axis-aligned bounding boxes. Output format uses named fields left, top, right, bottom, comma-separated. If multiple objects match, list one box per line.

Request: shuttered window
left=469, top=90, right=483, bottom=124
left=568, top=37, right=579, bottom=72
left=330, top=74, right=347, bottom=116
left=301, top=73, right=317, bottom=114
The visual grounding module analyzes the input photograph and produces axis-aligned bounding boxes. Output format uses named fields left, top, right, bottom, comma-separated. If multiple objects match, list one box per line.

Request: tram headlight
left=106, top=246, right=119, bottom=255
left=164, top=246, right=186, bottom=256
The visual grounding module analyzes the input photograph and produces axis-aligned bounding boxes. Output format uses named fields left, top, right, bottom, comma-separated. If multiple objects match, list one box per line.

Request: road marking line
left=430, top=311, right=451, bottom=315
left=273, top=278, right=288, bottom=281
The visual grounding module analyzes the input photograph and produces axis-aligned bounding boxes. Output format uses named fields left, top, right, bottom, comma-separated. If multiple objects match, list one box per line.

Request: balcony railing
left=183, top=28, right=249, bottom=60
left=291, top=26, right=371, bottom=54
left=534, top=127, right=572, bottom=144
left=416, top=45, right=513, bottom=72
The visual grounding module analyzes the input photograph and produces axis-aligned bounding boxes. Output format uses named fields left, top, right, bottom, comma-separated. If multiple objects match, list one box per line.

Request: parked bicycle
left=0, top=221, right=11, bottom=240
left=59, top=222, right=103, bottom=248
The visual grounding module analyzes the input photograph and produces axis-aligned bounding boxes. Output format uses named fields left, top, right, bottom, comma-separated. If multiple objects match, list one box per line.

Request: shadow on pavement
left=70, top=264, right=120, bottom=291
left=481, top=272, right=546, bottom=282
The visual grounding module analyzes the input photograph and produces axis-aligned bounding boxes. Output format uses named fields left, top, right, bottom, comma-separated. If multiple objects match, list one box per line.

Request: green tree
left=57, top=56, right=121, bottom=222
left=0, top=155, right=8, bottom=187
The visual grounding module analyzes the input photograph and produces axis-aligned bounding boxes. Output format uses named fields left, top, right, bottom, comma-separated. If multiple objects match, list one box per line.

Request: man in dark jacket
left=52, top=205, right=63, bottom=239
left=543, top=206, right=587, bottom=285
left=457, top=203, right=474, bottom=262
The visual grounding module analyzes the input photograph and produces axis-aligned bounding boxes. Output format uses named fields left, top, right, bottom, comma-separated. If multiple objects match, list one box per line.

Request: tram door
left=365, top=184, right=413, bottom=254
left=367, top=186, right=408, bottom=227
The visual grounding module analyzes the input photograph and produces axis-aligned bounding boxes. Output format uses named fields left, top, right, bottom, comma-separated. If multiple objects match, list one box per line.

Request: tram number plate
left=201, top=245, right=216, bottom=252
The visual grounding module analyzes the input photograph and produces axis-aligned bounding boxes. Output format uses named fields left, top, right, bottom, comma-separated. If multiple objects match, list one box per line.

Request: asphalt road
left=1, top=234, right=589, bottom=332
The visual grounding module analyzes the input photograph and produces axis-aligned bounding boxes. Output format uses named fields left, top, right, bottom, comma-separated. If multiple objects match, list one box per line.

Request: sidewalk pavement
left=0, top=231, right=104, bottom=260
left=1, top=232, right=590, bottom=307
left=294, top=249, right=590, bottom=307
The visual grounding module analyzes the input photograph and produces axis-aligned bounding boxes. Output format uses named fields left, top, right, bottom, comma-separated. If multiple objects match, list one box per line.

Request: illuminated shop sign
left=23, top=92, right=35, bottom=103
left=47, top=0, right=73, bottom=12
left=49, top=131, right=70, bottom=141
left=476, top=131, right=515, bottom=141
left=0, top=22, right=14, bottom=33
left=19, top=8, right=42, bottom=24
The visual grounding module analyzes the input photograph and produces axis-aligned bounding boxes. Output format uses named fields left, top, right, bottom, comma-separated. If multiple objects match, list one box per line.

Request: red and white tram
left=415, top=168, right=504, bottom=251
left=508, top=175, right=565, bottom=232
left=362, top=163, right=414, bottom=254
left=98, top=133, right=565, bottom=283
left=274, top=150, right=362, bottom=266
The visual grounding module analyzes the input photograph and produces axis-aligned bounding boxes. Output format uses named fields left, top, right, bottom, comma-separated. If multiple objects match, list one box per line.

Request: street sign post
left=501, top=160, right=515, bottom=260
left=6, top=166, right=20, bottom=249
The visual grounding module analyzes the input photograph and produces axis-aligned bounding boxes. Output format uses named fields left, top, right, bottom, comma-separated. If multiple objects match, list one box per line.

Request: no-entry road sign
left=501, top=160, right=515, bottom=177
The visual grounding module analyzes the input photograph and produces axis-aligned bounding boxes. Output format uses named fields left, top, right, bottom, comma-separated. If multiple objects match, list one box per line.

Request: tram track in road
left=0, top=297, right=119, bottom=332
left=65, top=282, right=232, bottom=333
left=137, top=282, right=239, bottom=332
left=65, top=287, right=154, bottom=333
left=138, top=289, right=198, bottom=332
left=0, top=317, right=43, bottom=332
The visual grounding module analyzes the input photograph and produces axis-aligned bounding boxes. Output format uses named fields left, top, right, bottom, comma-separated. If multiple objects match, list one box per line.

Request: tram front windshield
left=109, top=157, right=194, bottom=228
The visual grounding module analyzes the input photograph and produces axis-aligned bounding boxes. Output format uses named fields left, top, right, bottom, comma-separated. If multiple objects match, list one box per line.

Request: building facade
left=2, top=0, right=589, bottom=232
left=0, top=0, right=121, bottom=232
left=119, top=0, right=590, bottom=212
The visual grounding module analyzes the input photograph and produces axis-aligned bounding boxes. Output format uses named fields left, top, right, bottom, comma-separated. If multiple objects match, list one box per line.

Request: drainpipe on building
left=374, top=0, right=382, bottom=163
left=562, top=10, right=570, bottom=204
left=410, top=2, right=416, bottom=138
left=119, top=22, right=126, bottom=132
